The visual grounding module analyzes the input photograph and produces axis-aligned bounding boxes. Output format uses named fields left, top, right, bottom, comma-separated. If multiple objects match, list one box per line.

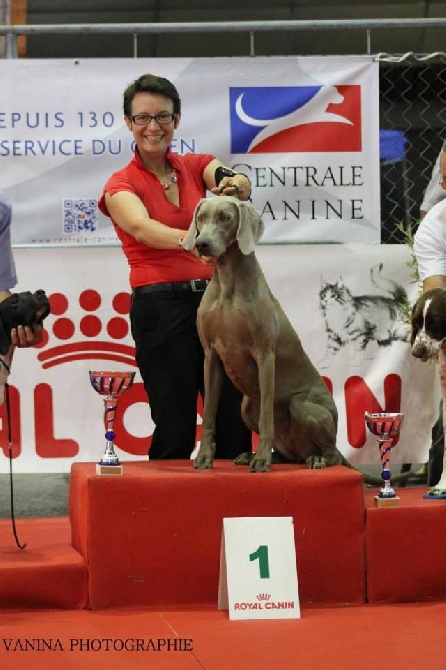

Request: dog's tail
left=340, top=454, right=421, bottom=486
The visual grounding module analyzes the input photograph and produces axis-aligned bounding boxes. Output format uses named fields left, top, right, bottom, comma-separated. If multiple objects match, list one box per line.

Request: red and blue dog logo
left=230, top=85, right=362, bottom=153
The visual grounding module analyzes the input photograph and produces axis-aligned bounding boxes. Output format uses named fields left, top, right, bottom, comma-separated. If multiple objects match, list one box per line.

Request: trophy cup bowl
left=364, top=412, right=404, bottom=508
left=89, top=370, right=136, bottom=476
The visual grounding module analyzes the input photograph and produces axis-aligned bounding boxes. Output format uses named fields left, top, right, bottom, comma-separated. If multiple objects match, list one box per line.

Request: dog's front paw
left=307, top=450, right=343, bottom=469
left=249, top=453, right=272, bottom=473
left=193, top=455, right=214, bottom=469
left=193, top=448, right=214, bottom=470
left=306, top=455, right=328, bottom=469
left=234, top=452, right=254, bottom=466
left=193, top=439, right=216, bottom=469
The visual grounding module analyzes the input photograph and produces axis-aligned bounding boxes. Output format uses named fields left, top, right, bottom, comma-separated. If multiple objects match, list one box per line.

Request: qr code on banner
left=63, top=199, right=98, bottom=233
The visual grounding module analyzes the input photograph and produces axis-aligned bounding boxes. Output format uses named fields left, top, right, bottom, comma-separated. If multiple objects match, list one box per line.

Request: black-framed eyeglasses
left=131, top=113, right=175, bottom=126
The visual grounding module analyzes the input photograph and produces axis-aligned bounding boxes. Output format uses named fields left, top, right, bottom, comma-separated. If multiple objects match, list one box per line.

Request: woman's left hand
left=210, top=180, right=241, bottom=199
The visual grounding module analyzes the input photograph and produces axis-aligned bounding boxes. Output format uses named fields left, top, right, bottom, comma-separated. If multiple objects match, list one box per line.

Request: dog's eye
left=426, top=315, right=444, bottom=338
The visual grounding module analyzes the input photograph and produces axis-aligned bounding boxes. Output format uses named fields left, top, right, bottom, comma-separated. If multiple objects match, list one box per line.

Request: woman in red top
left=99, top=73, right=252, bottom=460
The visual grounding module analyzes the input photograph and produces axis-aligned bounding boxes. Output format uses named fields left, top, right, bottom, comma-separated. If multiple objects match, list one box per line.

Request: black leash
left=3, top=377, right=26, bottom=550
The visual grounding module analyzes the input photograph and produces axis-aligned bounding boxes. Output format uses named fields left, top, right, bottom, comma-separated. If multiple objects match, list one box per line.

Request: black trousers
left=130, top=289, right=252, bottom=460
left=428, top=400, right=444, bottom=486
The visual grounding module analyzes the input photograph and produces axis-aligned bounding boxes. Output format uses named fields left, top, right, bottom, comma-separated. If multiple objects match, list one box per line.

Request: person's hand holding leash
left=211, top=166, right=251, bottom=201
left=211, top=179, right=241, bottom=199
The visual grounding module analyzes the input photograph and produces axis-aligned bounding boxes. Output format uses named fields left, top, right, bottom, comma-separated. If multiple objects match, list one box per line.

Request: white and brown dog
left=411, top=287, right=446, bottom=496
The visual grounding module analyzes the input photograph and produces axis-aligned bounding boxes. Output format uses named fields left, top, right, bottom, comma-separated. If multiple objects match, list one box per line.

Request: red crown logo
left=35, top=289, right=136, bottom=369
left=256, top=593, right=271, bottom=602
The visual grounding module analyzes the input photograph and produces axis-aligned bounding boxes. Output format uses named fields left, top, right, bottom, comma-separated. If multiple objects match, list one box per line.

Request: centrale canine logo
left=35, top=289, right=136, bottom=369
left=229, top=85, right=361, bottom=154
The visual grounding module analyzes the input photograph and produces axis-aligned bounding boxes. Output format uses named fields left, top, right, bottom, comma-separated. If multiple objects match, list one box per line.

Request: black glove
left=0, top=290, right=51, bottom=355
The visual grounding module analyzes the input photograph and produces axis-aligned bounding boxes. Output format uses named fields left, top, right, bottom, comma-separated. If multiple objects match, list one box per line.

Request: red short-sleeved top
left=98, top=149, right=215, bottom=288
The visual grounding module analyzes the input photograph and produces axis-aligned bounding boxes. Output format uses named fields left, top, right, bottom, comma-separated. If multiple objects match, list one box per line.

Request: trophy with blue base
left=89, top=370, right=135, bottom=476
left=364, top=412, right=404, bottom=508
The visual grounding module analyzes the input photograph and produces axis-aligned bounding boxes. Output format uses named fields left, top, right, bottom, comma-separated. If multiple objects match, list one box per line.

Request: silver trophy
left=89, top=370, right=136, bottom=475
left=364, top=412, right=404, bottom=507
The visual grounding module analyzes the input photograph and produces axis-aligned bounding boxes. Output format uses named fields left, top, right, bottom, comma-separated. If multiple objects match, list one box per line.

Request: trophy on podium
left=89, top=370, right=136, bottom=476
left=364, top=412, right=404, bottom=508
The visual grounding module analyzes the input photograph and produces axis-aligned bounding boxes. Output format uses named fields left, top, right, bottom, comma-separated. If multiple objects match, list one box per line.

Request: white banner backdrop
left=0, top=244, right=437, bottom=474
left=0, top=56, right=380, bottom=245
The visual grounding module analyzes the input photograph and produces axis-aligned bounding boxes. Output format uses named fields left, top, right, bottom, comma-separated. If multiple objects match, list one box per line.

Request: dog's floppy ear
left=182, top=199, right=205, bottom=251
left=236, top=201, right=264, bottom=255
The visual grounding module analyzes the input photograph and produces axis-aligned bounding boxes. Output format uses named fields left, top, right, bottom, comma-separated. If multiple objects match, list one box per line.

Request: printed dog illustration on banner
left=318, top=263, right=409, bottom=368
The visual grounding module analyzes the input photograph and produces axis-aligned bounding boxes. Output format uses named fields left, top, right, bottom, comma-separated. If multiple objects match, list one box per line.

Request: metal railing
left=1, top=18, right=446, bottom=58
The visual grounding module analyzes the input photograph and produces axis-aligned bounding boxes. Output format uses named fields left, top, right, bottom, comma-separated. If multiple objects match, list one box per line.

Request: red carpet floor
left=2, top=469, right=446, bottom=668
left=1, top=601, right=445, bottom=669
left=1, top=514, right=444, bottom=669
left=0, top=517, right=87, bottom=609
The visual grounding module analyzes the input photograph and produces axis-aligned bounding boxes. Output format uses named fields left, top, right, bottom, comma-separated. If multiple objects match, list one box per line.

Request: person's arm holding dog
left=103, top=160, right=251, bottom=251
left=104, top=160, right=251, bottom=270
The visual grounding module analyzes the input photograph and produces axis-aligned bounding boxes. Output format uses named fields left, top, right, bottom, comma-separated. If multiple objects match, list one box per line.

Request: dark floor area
left=0, top=473, right=70, bottom=519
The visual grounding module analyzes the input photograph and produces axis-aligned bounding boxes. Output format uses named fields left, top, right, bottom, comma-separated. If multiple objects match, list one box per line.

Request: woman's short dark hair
left=123, top=74, right=181, bottom=117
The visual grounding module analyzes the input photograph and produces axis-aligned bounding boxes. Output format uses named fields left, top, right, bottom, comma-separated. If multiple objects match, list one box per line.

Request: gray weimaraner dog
left=182, top=196, right=344, bottom=473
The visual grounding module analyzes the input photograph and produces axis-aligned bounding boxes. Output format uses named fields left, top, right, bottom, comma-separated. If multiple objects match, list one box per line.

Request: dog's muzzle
left=195, top=235, right=223, bottom=259
left=411, top=330, right=445, bottom=360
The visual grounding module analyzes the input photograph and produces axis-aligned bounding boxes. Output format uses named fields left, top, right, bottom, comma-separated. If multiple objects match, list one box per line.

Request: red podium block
left=366, top=487, right=446, bottom=603
left=0, top=517, right=88, bottom=609
left=69, top=461, right=366, bottom=610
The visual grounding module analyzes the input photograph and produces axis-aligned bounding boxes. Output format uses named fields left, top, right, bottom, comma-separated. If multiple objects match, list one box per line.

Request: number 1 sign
left=218, top=517, right=300, bottom=620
